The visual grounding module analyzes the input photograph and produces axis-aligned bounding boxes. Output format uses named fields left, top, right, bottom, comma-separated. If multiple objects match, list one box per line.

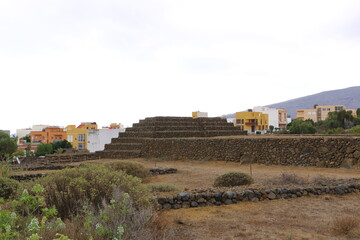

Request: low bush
left=0, top=163, right=11, bottom=178
left=0, top=177, right=21, bottom=199
left=0, top=165, right=171, bottom=240
left=348, top=125, right=360, bottom=134
left=147, top=182, right=179, bottom=193
left=105, top=160, right=150, bottom=179
left=266, top=173, right=308, bottom=185
left=311, top=175, right=334, bottom=185
left=82, top=191, right=155, bottom=240
left=318, top=128, right=344, bottom=134
left=213, top=172, right=254, bottom=187
left=331, top=216, right=359, bottom=236
left=36, top=164, right=152, bottom=219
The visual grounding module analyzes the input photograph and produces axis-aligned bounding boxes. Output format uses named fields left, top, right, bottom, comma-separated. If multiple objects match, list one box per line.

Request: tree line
left=287, top=108, right=360, bottom=134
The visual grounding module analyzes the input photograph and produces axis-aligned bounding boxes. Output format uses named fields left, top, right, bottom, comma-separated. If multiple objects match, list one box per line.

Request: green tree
left=35, top=144, right=53, bottom=156
left=327, top=110, right=354, bottom=129
left=20, top=135, right=31, bottom=143
left=357, top=108, right=360, bottom=117
left=313, top=104, right=318, bottom=109
left=52, top=140, right=72, bottom=151
left=269, top=125, right=274, bottom=133
left=287, top=119, right=316, bottom=134
left=0, top=132, right=17, bottom=161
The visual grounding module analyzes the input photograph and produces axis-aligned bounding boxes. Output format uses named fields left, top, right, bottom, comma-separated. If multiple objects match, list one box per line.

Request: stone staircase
left=96, top=117, right=245, bottom=159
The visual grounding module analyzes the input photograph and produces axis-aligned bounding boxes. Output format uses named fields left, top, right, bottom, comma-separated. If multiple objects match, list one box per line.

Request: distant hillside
left=223, top=86, right=360, bottom=119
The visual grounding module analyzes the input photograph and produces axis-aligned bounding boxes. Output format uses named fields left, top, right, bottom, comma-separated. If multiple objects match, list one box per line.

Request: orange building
left=30, top=126, right=67, bottom=143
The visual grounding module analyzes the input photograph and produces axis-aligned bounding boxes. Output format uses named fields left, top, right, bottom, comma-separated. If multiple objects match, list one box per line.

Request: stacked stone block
left=96, top=117, right=245, bottom=159
left=157, top=180, right=360, bottom=210
left=141, top=136, right=360, bottom=168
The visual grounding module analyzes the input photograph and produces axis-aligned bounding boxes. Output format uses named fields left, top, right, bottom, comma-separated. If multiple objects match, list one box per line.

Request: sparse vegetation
left=348, top=125, right=360, bottom=134
left=331, top=216, right=359, bottom=236
left=0, top=162, right=12, bottom=177
left=312, top=175, right=334, bottom=185
left=213, top=172, right=254, bottom=187
left=36, top=164, right=152, bottom=219
left=265, top=173, right=335, bottom=186
left=2, top=156, right=360, bottom=239
left=0, top=163, right=167, bottom=240
left=147, top=182, right=179, bottom=193
left=318, top=127, right=344, bottom=134
left=105, top=160, right=150, bottom=179
left=266, top=173, right=308, bottom=185
left=0, top=177, right=21, bottom=199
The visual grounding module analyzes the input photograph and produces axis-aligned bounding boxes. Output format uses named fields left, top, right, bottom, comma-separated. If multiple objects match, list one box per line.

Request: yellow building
left=296, top=105, right=357, bottom=122
left=192, top=111, right=208, bottom=118
left=235, top=111, right=268, bottom=133
left=295, top=109, right=317, bottom=122
left=109, top=123, right=120, bottom=129
left=65, top=122, right=98, bottom=150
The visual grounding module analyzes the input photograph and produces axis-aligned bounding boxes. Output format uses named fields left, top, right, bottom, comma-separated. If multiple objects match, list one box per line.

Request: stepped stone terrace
left=95, top=116, right=246, bottom=159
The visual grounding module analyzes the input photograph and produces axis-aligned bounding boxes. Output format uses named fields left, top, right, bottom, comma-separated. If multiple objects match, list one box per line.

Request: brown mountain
left=224, top=86, right=360, bottom=119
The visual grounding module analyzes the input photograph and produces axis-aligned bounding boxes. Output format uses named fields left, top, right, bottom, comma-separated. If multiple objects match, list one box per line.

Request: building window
left=335, top=106, right=343, bottom=111
left=78, top=143, right=85, bottom=150
left=67, top=135, right=73, bottom=142
left=236, top=119, right=241, bottom=124
left=78, top=134, right=85, bottom=142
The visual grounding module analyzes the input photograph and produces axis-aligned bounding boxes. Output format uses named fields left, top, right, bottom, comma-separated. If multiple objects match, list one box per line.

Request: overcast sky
left=1, top=0, right=360, bottom=133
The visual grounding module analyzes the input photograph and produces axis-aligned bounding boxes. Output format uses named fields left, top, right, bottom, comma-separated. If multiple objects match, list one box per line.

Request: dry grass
left=159, top=194, right=360, bottom=240
left=331, top=216, right=360, bottom=237
left=147, top=182, right=180, bottom=193
left=265, top=172, right=308, bottom=185
left=20, top=158, right=360, bottom=190
left=130, top=159, right=360, bottom=191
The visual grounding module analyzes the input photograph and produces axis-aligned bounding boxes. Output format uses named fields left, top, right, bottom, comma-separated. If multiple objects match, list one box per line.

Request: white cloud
left=1, top=0, right=360, bottom=133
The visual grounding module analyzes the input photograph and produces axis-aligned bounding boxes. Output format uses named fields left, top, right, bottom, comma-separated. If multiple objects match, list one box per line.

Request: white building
left=192, top=111, right=208, bottom=118
left=226, top=118, right=235, bottom=124
left=87, top=128, right=125, bottom=153
left=253, top=106, right=288, bottom=129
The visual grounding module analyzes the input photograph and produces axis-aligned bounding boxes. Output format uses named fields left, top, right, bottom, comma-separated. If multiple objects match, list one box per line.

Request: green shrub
left=147, top=183, right=179, bottom=193
left=37, top=164, right=152, bottom=219
left=318, top=128, right=344, bottom=134
left=213, top=172, right=254, bottom=187
left=0, top=162, right=12, bottom=177
left=36, top=143, right=53, bottom=156
left=105, top=160, right=150, bottom=179
left=287, top=119, right=316, bottom=134
left=348, top=125, right=360, bottom=134
left=0, top=177, right=21, bottom=199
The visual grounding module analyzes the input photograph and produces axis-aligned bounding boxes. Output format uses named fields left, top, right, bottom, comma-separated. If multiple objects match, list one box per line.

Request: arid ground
left=19, top=158, right=360, bottom=239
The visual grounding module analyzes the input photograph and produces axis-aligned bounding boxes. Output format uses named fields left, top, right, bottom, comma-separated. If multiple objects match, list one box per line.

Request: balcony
left=245, top=122, right=258, bottom=126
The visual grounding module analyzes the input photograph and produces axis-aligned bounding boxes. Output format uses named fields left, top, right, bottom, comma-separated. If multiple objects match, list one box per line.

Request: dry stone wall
left=142, top=136, right=360, bottom=168
left=157, top=180, right=360, bottom=210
